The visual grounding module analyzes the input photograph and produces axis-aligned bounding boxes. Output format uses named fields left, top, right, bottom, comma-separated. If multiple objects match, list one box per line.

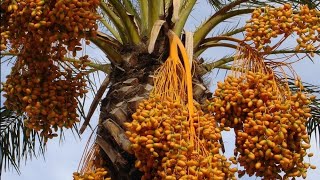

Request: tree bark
left=96, top=52, right=211, bottom=180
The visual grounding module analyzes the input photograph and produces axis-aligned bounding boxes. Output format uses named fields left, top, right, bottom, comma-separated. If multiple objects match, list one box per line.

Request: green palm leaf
left=0, top=105, right=45, bottom=174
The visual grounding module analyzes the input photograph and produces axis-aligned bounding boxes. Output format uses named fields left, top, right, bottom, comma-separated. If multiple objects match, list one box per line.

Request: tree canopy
left=1, top=0, right=320, bottom=179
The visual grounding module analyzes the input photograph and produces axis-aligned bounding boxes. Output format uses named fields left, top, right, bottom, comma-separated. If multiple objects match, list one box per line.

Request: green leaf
left=99, top=1, right=128, bottom=44
left=108, top=0, right=141, bottom=45
left=89, top=36, right=122, bottom=64
left=99, top=17, right=123, bottom=43
left=206, top=0, right=225, bottom=10
left=173, top=0, right=196, bottom=36
left=138, top=0, right=149, bottom=35
left=193, top=8, right=253, bottom=50
left=0, top=106, right=45, bottom=173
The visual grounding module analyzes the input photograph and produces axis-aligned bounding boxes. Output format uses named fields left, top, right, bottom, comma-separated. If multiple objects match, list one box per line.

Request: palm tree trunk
left=96, top=52, right=212, bottom=179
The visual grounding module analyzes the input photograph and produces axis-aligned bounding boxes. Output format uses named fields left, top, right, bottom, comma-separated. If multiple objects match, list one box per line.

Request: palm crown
left=1, top=0, right=320, bottom=179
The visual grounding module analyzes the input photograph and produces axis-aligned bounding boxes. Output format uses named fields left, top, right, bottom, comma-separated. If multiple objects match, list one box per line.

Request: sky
left=2, top=1, right=320, bottom=180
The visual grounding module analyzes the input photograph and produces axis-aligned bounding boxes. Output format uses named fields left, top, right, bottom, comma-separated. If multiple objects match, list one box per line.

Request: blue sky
left=2, top=1, right=320, bottom=179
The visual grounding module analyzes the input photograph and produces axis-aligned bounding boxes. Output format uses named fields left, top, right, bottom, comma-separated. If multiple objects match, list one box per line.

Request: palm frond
left=206, top=0, right=226, bottom=10
left=0, top=106, right=46, bottom=174
left=288, top=79, right=320, bottom=145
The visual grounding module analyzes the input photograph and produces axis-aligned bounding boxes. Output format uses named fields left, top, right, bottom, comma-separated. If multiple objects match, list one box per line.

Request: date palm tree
left=1, top=0, right=320, bottom=179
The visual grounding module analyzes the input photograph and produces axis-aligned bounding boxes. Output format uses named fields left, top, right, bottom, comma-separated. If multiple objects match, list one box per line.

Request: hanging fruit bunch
left=1, top=0, right=100, bottom=140
left=125, top=31, right=237, bottom=179
left=207, top=43, right=316, bottom=179
left=2, top=55, right=89, bottom=140
left=0, top=0, right=99, bottom=56
left=73, top=168, right=110, bottom=180
left=125, top=97, right=236, bottom=179
left=244, top=3, right=320, bottom=55
left=73, top=143, right=111, bottom=180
